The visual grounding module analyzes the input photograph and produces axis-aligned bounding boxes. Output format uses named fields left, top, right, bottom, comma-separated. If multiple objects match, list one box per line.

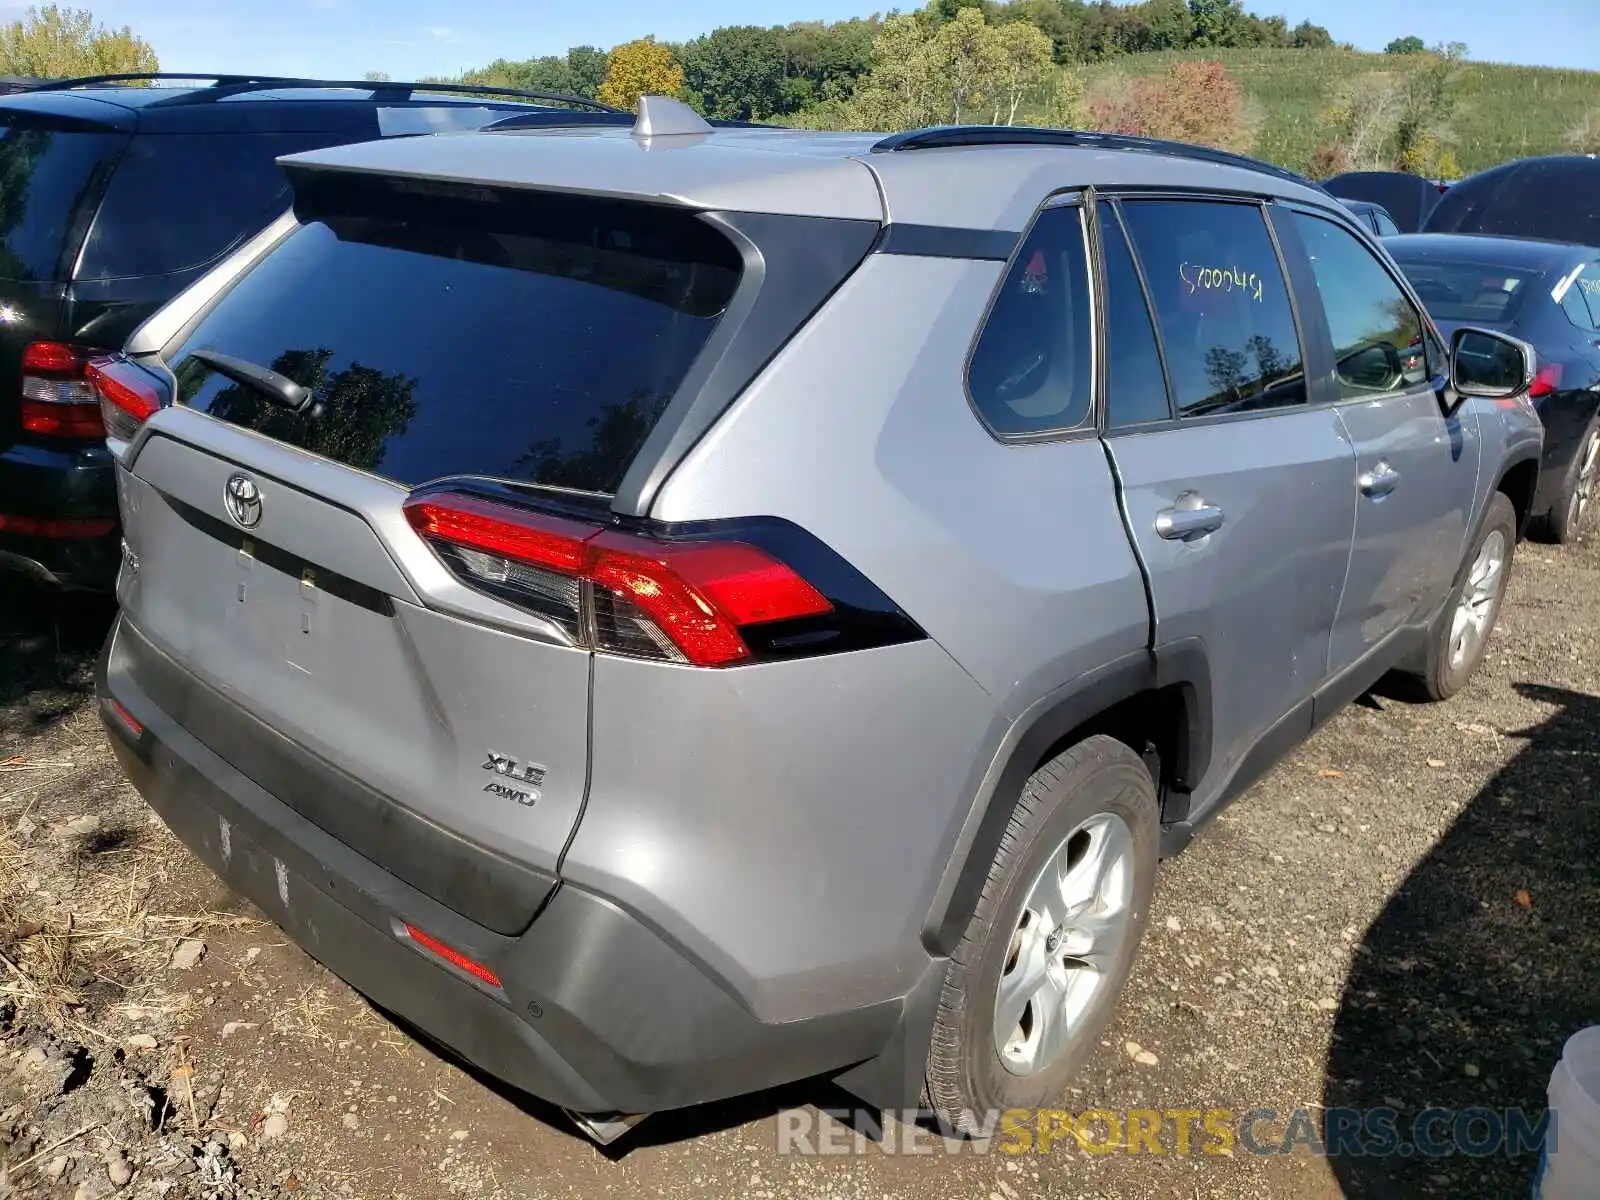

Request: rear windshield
left=1423, top=159, right=1600, bottom=246
left=1387, top=253, right=1540, bottom=325
left=0, top=114, right=126, bottom=281
left=171, top=178, right=742, bottom=494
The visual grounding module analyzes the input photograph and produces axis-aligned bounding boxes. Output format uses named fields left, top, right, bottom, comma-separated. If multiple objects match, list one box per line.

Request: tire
left=923, top=735, right=1159, bottom=1132
left=1537, top=421, right=1600, bottom=546
left=1408, top=491, right=1517, bottom=702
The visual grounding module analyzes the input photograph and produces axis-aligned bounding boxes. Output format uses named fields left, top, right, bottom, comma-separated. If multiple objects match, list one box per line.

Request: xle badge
left=481, top=750, right=546, bottom=808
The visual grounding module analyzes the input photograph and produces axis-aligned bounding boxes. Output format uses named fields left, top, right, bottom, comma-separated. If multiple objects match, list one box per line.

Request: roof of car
left=281, top=121, right=1336, bottom=230
left=1384, top=232, right=1590, bottom=271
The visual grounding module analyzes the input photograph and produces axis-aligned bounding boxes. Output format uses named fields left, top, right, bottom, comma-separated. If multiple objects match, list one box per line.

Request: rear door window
left=170, top=178, right=742, bottom=495
left=0, top=113, right=126, bottom=281
left=78, top=132, right=335, bottom=280
left=1118, top=199, right=1306, bottom=417
left=1558, top=261, right=1600, bottom=332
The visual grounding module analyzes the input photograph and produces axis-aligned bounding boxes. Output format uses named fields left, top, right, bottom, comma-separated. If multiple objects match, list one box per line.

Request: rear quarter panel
left=563, top=253, right=1150, bottom=1017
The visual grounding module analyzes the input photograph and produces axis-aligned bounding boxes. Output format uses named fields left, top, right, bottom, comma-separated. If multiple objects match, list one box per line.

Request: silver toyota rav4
left=94, top=99, right=1543, bottom=1141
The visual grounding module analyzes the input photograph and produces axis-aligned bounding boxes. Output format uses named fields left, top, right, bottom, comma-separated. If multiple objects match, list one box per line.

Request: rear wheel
left=923, top=735, right=1158, bottom=1131
left=1408, top=492, right=1516, bottom=702
left=1540, top=422, right=1599, bottom=545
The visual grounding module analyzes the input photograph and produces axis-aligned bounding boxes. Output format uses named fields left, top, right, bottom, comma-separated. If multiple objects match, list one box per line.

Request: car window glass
left=1098, top=201, right=1171, bottom=427
left=1289, top=211, right=1430, bottom=399
left=1118, top=199, right=1305, bottom=417
left=0, top=116, right=126, bottom=281
left=968, top=203, right=1093, bottom=437
left=1374, top=211, right=1400, bottom=237
left=1562, top=261, right=1600, bottom=332
left=78, top=132, right=338, bottom=280
left=170, top=184, right=742, bottom=493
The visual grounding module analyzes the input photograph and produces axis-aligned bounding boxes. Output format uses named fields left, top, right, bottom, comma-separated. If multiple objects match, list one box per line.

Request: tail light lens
left=86, top=357, right=164, bottom=441
left=19, top=341, right=105, bottom=438
left=1527, top=362, right=1564, bottom=399
left=405, top=493, right=842, bottom=668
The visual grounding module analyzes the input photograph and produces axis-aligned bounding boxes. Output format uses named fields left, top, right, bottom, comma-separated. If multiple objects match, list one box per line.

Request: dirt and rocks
left=0, top=531, right=1595, bottom=1200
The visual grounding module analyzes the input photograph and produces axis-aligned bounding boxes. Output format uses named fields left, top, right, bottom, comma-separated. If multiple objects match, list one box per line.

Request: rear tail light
left=19, top=341, right=105, bottom=438
left=0, top=513, right=117, bottom=538
left=1527, top=362, right=1564, bottom=399
left=403, top=492, right=914, bottom=668
left=86, top=357, right=164, bottom=441
left=406, top=494, right=832, bottom=667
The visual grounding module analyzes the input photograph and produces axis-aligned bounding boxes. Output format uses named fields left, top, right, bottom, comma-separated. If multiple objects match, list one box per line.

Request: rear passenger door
left=1097, top=197, right=1358, bottom=790
left=1276, top=208, right=1480, bottom=680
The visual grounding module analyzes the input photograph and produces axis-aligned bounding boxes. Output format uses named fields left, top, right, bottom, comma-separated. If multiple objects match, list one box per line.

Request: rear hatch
left=116, top=170, right=744, bottom=934
left=0, top=101, right=130, bottom=444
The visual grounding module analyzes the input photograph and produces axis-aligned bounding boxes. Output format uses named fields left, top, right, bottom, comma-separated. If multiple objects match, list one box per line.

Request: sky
left=10, top=0, right=1598, bottom=81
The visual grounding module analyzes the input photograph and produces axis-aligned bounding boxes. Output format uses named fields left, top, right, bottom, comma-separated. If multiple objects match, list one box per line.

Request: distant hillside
left=1067, top=48, right=1600, bottom=174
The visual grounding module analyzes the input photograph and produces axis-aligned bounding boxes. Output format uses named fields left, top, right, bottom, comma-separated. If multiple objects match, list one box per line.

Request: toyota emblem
left=223, top=473, right=262, bottom=529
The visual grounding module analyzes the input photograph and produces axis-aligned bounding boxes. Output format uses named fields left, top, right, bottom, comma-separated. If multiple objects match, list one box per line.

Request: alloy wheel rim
left=993, top=812, right=1135, bottom=1077
left=1569, top=431, right=1599, bottom=535
left=1449, top=528, right=1508, bottom=670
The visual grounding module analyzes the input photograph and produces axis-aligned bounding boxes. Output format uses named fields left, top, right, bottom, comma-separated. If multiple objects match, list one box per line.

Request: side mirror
left=1337, top=340, right=1403, bottom=390
left=1449, top=327, right=1537, bottom=400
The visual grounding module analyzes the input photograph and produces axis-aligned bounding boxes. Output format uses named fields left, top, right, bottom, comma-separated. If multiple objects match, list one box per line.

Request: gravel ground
left=0, top=529, right=1594, bottom=1200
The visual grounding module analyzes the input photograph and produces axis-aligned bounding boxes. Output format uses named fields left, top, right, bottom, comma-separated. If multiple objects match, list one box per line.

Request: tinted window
left=1099, top=202, right=1171, bottom=427
left=79, top=133, right=334, bottom=280
left=1374, top=211, right=1401, bottom=238
left=1119, top=200, right=1305, bottom=417
left=1386, top=251, right=1539, bottom=326
left=0, top=115, right=125, bottom=281
left=1290, top=212, right=1429, bottom=399
left=1423, top=158, right=1600, bottom=246
left=1559, top=261, right=1600, bottom=332
left=173, top=185, right=742, bottom=494
left=968, top=204, right=1093, bottom=437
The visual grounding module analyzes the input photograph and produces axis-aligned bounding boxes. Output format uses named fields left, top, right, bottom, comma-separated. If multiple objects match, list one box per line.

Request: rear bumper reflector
left=0, top=513, right=117, bottom=538
left=401, top=922, right=504, bottom=989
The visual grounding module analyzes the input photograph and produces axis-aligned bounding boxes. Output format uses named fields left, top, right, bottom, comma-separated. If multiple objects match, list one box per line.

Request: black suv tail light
left=404, top=490, right=923, bottom=667
left=20, top=341, right=107, bottom=438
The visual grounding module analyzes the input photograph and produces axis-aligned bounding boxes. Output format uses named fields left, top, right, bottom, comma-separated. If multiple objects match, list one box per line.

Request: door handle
left=1359, top=462, right=1401, bottom=498
left=1155, top=498, right=1225, bottom=541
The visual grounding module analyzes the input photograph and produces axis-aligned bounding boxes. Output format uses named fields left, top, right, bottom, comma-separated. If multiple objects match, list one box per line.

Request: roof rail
left=25, top=72, right=622, bottom=113
left=871, top=126, right=1325, bottom=193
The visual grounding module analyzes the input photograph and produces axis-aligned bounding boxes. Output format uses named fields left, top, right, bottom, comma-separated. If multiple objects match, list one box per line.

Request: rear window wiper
left=187, top=349, right=312, bottom=413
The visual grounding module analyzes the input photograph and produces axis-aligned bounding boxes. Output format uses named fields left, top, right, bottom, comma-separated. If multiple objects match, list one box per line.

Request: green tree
left=363, top=70, right=391, bottom=83
left=1385, top=35, right=1426, bottom=54
left=566, top=45, right=608, bottom=99
left=992, top=20, right=1054, bottom=124
left=1022, top=67, right=1089, bottom=128
left=596, top=36, right=685, bottom=112
left=680, top=25, right=787, bottom=120
left=848, top=14, right=943, bottom=129
left=0, top=5, right=157, bottom=78
left=1186, top=0, right=1247, bottom=48
left=1290, top=20, right=1333, bottom=49
left=933, top=8, right=1005, bottom=123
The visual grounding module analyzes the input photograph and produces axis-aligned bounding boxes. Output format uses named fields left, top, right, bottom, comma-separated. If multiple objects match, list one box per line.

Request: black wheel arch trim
left=920, top=639, right=1213, bottom=956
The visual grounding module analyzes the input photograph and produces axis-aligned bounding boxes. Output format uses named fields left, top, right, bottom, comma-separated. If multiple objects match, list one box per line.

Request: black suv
left=0, top=74, right=623, bottom=591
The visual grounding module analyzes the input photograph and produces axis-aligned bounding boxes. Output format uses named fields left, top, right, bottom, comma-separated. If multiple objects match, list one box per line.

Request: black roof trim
left=871, top=126, right=1326, bottom=194
left=481, top=111, right=768, bottom=133
left=25, top=73, right=622, bottom=113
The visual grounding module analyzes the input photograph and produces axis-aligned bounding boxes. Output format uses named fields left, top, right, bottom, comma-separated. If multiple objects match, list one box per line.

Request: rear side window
left=0, top=114, right=126, bottom=281
left=1288, top=211, right=1430, bottom=399
left=1558, top=261, right=1600, bottom=332
left=171, top=179, right=742, bottom=494
left=79, top=133, right=334, bottom=280
left=1119, top=199, right=1306, bottom=418
left=1374, top=210, right=1400, bottom=238
left=1098, top=201, right=1171, bottom=428
left=967, top=203, right=1093, bottom=438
